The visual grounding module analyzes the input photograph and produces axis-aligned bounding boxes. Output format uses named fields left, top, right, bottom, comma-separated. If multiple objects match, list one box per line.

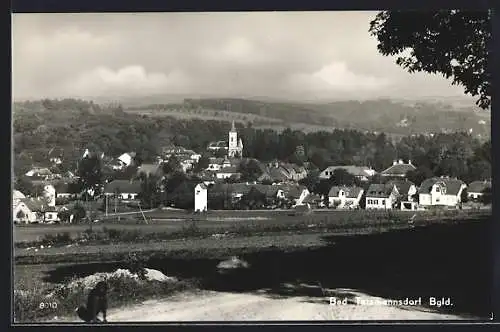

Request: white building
left=365, top=184, right=399, bottom=210
left=418, top=177, right=467, bottom=208
left=328, top=186, right=364, bottom=209
left=13, top=200, right=37, bottom=224
left=467, top=180, right=491, bottom=200
left=42, top=184, right=56, bottom=207
left=228, top=121, right=243, bottom=158
left=194, top=183, right=208, bottom=212
left=319, top=165, right=376, bottom=182
left=118, top=152, right=136, bottom=167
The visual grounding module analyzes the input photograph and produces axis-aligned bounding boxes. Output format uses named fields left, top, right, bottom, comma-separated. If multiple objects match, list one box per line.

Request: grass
left=15, top=209, right=489, bottom=250
left=13, top=267, right=198, bottom=323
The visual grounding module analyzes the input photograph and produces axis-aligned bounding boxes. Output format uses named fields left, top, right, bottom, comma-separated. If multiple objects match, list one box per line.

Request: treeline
left=12, top=99, right=491, bottom=185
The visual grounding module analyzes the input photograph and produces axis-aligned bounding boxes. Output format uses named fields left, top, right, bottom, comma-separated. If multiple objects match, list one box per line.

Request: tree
left=72, top=203, right=86, bottom=222
left=406, top=166, right=434, bottom=186
left=77, top=155, right=103, bottom=199
left=479, top=187, right=492, bottom=205
left=193, top=155, right=210, bottom=173
left=138, top=173, right=161, bottom=209
left=330, top=168, right=360, bottom=187
left=162, top=156, right=181, bottom=175
left=14, top=177, right=34, bottom=196
left=238, top=159, right=262, bottom=182
left=369, top=10, right=492, bottom=109
left=460, top=188, right=469, bottom=204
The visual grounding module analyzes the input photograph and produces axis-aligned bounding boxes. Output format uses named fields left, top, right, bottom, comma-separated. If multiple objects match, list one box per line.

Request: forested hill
left=157, top=98, right=489, bottom=137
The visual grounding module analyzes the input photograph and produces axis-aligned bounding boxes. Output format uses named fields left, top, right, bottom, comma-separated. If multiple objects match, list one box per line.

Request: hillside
left=129, top=98, right=490, bottom=138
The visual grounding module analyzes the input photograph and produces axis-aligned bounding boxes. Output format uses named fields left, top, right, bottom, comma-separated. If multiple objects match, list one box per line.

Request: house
left=319, top=165, right=376, bottom=182
left=43, top=206, right=60, bottom=223
left=48, top=147, right=64, bottom=165
left=365, top=183, right=399, bottom=210
left=42, top=184, right=56, bottom=207
left=104, top=180, right=142, bottom=200
left=467, top=180, right=492, bottom=200
left=17, top=198, right=48, bottom=223
left=268, top=168, right=289, bottom=184
left=13, top=199, right=37, bottom=224
left=207, top=140, right=228, bottom=152
left=13, top=190, right=26, bottom=200
left=385, top=179, right=418, bottom=210
left=418, top=177, right=467, bottom=208
left=82, top=148, right=105, bottom=159
left=253, top=185, right=286, bottom=204
left=118, top=152, right=136, bottom=167
left=194, top=183, right=208, bottom=212
left=279, top=185, right=310, bottom=206
left=137, top=163, right=163, bottom=178
left=328, top=186, right=364, bottom=209
left=179, top=158, right=195, bottom=172
left=25, top=167, right=52, bottom=178
left=216, top=166, right=241, bottom=180
left=207, top=158, right=225, bottom=171
left=302, top=194, right=325, bottom=208
left=386, top=179, right=418, bottom=202
left=380, top=159, right=416, bottom=178
left=54, top=182, right=77, bottom=199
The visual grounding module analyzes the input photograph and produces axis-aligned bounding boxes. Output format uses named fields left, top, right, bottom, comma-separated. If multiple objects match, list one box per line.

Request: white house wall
left=194, top=185, right=208, bottom=212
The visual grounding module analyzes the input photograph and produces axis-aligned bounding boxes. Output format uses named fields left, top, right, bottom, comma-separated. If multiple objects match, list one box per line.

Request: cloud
left=53, top=66, right=190, bottom=97
left=288, top=62, right=391, bottom=96
left=12, top=12, right=471, bottom=101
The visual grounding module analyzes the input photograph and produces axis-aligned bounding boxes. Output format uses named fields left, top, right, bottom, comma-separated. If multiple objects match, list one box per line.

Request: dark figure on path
left=76, top=281, right=108, bottom=323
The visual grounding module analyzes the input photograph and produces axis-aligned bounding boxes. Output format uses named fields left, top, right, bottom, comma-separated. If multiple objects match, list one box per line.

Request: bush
left=14, top=269, right=196, bottom=323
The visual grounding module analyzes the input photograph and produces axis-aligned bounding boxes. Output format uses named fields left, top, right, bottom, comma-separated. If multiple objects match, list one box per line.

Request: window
left=435, top=187, right=440, bottom=193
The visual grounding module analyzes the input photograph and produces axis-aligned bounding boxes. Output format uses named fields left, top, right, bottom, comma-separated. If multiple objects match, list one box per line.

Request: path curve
left=52, top=290, right=466, bottom=322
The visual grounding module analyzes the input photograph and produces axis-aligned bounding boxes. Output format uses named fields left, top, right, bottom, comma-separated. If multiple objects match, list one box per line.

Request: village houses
left=328, top=186, right=364, bottom=209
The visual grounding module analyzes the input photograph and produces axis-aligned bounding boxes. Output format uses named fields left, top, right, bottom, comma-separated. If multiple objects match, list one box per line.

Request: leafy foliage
left=369, top=10, right=492, bottom=109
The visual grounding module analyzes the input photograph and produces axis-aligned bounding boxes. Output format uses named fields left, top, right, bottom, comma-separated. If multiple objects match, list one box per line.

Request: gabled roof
left=381, top=163, right=416, bottom=176
left=328, top=186, right=363, bottom=198
left=322, top=165, right=374, bottom=177
left=196, top=183, right=208, bottom=190
left=269, top=168, right=289, bottom=181
left=385, top=180, right=415, bottom=195
left=467, top=180, right=492, bottom=193
left=418, top=177, right=465, bottom=196
left=104, top=180, right=142, bottom=194
left=279, top=184, right=308, bottom=198
left=366, top=184, right=396, bottom=198
left=303, top=194, right=322, bottom=203
left=13, top=190, right=26, bottom=200
left=19, top=198, right=46, bottom=212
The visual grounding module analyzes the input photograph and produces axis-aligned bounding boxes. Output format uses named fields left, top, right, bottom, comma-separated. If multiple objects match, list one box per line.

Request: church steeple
left=230, top=120, right=236, bottom=132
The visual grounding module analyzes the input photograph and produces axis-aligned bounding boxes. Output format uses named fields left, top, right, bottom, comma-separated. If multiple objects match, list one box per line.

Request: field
left=13, top=211, right=492, bottom=321
left=125, top=108, right=348, bottom=134
left=13, top=208, right=467, bottom=244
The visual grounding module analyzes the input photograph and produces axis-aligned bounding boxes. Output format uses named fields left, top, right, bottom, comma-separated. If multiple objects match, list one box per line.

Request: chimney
left=408, top=159, right=412, bottom=165
left=398, top=159, right=403, bottom=165
left=393, top=160, right=397, bottom=166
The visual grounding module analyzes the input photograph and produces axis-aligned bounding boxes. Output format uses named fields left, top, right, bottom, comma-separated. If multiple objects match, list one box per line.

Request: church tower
left=228, top=121, right=242, bottom=158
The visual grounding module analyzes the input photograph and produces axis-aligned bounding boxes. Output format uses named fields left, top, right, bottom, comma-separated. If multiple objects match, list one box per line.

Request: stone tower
left=228, top=121, right=243, bottom=158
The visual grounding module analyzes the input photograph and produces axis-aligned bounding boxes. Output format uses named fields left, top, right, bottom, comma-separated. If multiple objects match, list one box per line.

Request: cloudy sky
left=12, top=11, right=469, bottom=101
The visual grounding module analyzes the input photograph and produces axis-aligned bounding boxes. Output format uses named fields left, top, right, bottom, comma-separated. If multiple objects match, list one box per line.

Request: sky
left=12, top=11, right=470, bottom=102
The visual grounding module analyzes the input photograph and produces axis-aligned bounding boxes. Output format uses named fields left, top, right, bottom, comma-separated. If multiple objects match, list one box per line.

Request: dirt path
left=52, top=290, right=467, bottom=322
